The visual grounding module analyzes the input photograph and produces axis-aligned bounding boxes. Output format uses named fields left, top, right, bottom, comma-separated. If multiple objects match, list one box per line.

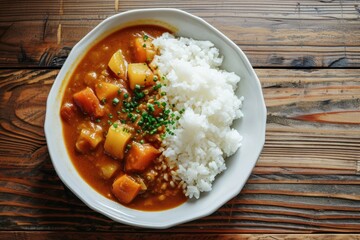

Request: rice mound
left=152, top=33, right=244, bottom=199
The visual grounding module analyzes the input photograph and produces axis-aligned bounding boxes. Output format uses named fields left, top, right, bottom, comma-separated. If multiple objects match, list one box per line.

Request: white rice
left=152, top=33, right=244, bottom=199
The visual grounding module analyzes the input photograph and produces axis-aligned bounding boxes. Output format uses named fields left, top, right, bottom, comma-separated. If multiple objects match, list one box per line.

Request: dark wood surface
left=0, top=0, right=359, bottom=239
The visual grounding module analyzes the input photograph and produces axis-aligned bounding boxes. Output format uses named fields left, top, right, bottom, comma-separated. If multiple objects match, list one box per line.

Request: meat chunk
left=60, top=102, right=77, bottom=123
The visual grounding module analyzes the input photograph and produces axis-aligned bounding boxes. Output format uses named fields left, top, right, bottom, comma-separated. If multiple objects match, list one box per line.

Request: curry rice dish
left=60, top=25, right=243, bottom=211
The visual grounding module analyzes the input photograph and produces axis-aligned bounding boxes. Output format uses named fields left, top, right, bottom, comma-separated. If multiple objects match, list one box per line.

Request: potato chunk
left=95, top=155, right=121, bottom=180
left=112, top=174, right=141, bottom=204
left=127, top=63, right=154, bottom=89
left=95, top=82, right=119, bottom=102
left=99, top=162, right=119, bottom=179
left=84, top=71, right=97, bottom=86
left=104, top=122, right=132, bottom=160
left=108, top=49, right=128, bottom=79
left=125, top=142, right=160, bottom=172
left=75, top=123, right=103, bottom=153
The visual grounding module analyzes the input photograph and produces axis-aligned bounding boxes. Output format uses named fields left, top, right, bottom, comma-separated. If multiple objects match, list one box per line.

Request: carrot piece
left=152, top=104, right=163, bottom=117
left=73, top=87, right=104, bottom=118
left=125, top=142, right=160, bottom=172
left=112, top=174, right=141, bottom=204
left=133, top=36, right=156, bottom=63
left=134, top=37, right=147, bottom=63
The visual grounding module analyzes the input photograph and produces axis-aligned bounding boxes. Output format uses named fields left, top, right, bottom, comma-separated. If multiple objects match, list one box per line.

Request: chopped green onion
left=112, top=97, right=120, bottom=105
left=147, top=103, right=155, bottom=112
left=153, top=83, right=162, bottom=91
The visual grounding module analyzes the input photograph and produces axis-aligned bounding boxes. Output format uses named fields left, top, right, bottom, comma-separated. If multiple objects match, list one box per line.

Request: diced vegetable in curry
left=60, top=25, right=186, bottom=211
left=104, top=122, right=132, bottom=160
left=112, top=174, right=141, bottom=204
left=127, top=63, right=155, bottom=89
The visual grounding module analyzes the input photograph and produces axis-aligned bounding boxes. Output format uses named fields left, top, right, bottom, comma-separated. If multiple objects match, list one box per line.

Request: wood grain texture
left=257, top=68, right=360, bottom=177
left=1, top=233, right=360, bottom=240
left=0, top=69, right=359, bottom=233
left=0, top=0, right=359, bottom=67
left=1, top=0, right=360, bottom=236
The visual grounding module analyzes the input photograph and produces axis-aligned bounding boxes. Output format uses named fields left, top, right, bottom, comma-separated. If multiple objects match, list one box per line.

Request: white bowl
left=45, top=8, right=266, bottom=228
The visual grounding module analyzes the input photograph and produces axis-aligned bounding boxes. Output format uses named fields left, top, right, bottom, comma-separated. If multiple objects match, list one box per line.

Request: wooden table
left=0, top=1, right=359, bottom=239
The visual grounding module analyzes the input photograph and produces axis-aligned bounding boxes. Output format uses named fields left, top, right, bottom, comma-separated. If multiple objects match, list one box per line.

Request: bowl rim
left=45, top=8, right=267, bottom=229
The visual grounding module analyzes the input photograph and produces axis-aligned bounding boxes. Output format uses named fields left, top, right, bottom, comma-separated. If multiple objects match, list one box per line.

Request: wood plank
left=2, top=233, right=360, bottom=240
left=257, top=68, right=360, bottom=175
left=0, top=0, right=359, bottom=67
left=247, top=174, right=360, bottom=185
left=0, top=233, right=360, bottom=240
left=261, top=68, right=360, bottom=107
left=1, top=0, right=360, bottom=21
left=0, top=68, right=359, bottom=232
